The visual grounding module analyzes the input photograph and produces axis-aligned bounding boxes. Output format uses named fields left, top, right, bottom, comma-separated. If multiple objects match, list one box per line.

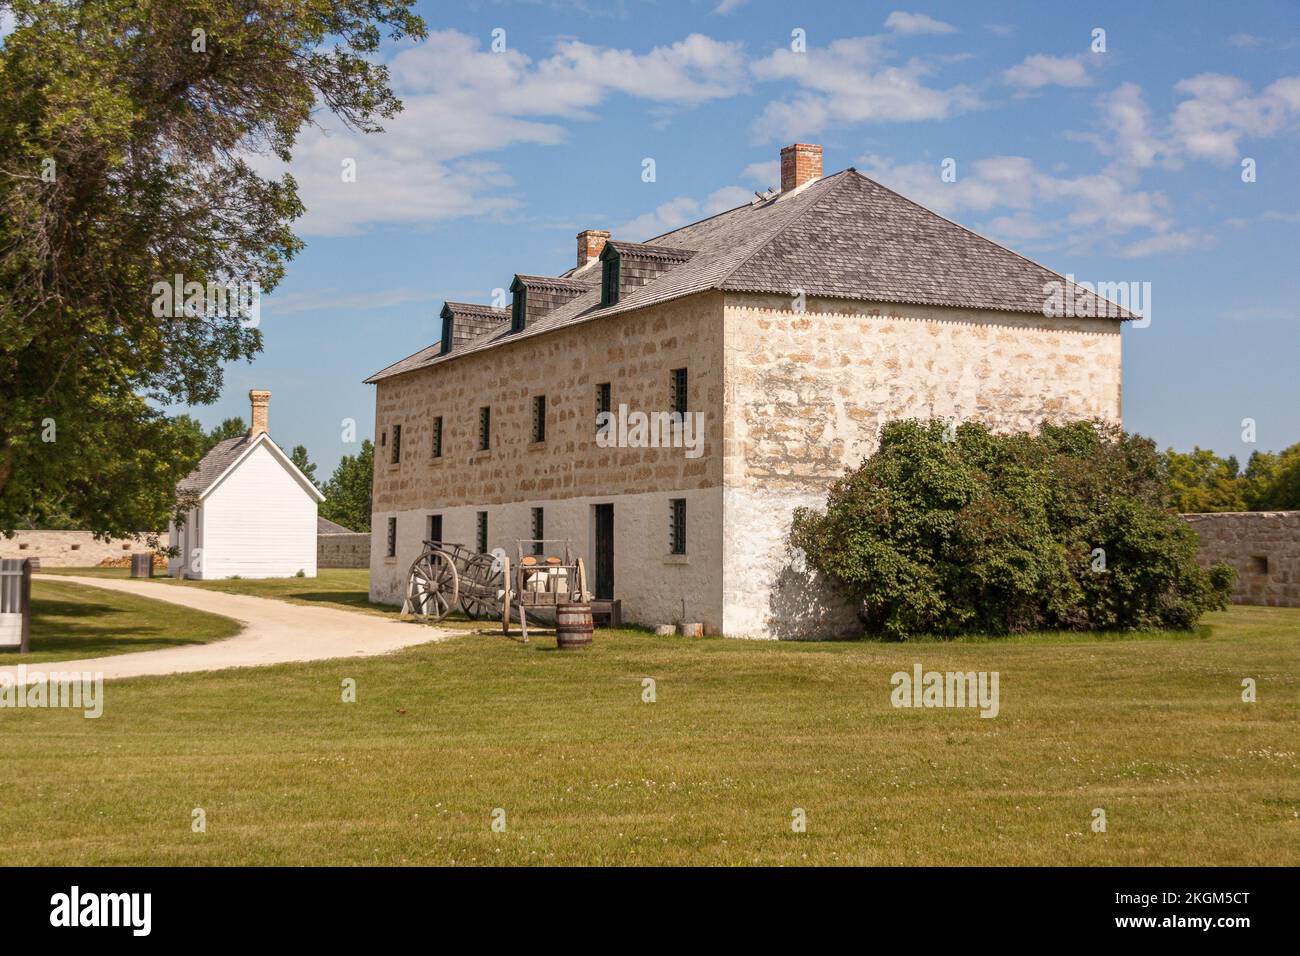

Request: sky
left=155, top=0, right=1299, bottom=476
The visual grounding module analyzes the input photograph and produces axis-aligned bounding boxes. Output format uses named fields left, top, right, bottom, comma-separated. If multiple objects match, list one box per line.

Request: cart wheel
left=575, top=557, right=590, bottom=603
left=459, top=553, right=505, bottom=620
left=406, top=550, right=458, bottom=622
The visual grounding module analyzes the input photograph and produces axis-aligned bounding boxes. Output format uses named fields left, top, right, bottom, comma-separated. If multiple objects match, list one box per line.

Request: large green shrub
left=791, top=420, right=1234, bottom=639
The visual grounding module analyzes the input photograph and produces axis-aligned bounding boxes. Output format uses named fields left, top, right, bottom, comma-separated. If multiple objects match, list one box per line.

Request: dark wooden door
left=594, top=504, right=614, bottom=600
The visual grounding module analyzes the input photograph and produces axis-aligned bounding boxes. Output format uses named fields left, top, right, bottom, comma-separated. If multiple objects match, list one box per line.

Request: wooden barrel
left=555, top=603, right=593, bottom=649
left=130, top=553, right=153, bottom=579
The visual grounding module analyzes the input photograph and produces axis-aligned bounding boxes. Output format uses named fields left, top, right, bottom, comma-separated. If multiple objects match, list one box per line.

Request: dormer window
left=511, top=279, right=527, bottom=333
left=439, top=305, right=454, bottom=354
left=599, top=241, right=693, bottom=308
left=600, top=249, right=620, bottom=307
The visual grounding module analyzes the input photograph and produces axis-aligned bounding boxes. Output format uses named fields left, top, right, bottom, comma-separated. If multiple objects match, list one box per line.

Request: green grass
left=11, top=579, right=242, bottom=664
left=0, top=601, right=1296, bottom=866
left=39, top=567, right=500, bottom=629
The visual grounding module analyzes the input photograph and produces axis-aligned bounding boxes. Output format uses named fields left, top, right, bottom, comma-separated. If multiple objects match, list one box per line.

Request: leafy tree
left=792, top=420, right=1233, bottom=640
left=1164, top=447, right=1247, bottom=513
left=0, top=0, right=425, bottom=537
left=319, top=440, right=373, bottom=532
left=205, top=417, right=248, bottom=451
left=1242, top=443, right=1300, bottom=511
left=289, top=444, right=319, bottom=488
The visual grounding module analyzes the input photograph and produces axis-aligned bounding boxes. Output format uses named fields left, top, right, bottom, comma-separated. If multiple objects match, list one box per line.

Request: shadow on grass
left=284, top=590, right=398, bottom=615
left=26, top=599, right=212, bottom=657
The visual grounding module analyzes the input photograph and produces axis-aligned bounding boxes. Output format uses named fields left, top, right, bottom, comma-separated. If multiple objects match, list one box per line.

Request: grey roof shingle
left=317, top=516, right=353, bottom=534
left=366, top=169, right=1134, bottom=384
left=176, top=436, right=249, bottom=496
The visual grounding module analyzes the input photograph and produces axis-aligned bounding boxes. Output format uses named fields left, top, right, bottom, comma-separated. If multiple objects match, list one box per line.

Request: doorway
left=593, top=503, right=614, bottom=600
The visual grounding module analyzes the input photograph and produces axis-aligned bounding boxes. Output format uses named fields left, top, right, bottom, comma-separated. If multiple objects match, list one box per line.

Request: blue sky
left=173, top=0, right=1300, bottom=477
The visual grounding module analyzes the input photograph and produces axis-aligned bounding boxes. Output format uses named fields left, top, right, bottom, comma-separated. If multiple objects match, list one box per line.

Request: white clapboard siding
left=198, top=442, right=318, bottom=579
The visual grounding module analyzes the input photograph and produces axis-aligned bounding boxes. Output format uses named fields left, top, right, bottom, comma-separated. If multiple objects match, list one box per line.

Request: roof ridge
left=845, top=170, right=1133, bottom=317
left=714, top=171, right=855, bottom=293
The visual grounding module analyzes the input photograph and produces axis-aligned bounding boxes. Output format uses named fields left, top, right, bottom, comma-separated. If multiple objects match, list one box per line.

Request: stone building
left=365, top=144, right=1131, bottom=638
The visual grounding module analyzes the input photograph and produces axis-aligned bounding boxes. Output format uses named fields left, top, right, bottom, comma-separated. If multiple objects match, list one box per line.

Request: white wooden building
left=169, top=390, right=324, bottom=579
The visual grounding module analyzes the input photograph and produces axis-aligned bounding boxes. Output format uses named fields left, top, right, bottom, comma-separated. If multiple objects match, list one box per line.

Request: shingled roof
left=176, top=431, right=326, bottom=503
left=366, top=167, right=1134, bottom=384
left=177, top=436, right=249, bottom=496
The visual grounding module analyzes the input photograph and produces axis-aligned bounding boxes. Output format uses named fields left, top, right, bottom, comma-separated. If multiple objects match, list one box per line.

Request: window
left=596, top=382, right=611, bottom=435
left=670, top=498, right=687, bottom=555
left=511, top=281, right=527, bottom=333
left=1250, top=555, right=1269, bottom=575
left=671, top=367, right=689, bottom=416
left=478, top=406, right=491, bottom=451
left=431, top=416, right=443, bottom=459
left=440, top=309, right=454, bottom=354
left=600, top=252, right=620, bottom=307
left=390, top=424, right=402, bottom=464
left=532, top=395, right=547, bottom=443
left=476, top=511, right=488, bottom=553
left=531, top=507, right=544, bottom=554
left=427, top=514, right=442, bottom=545
left=386, top=517, right=397, bottom=557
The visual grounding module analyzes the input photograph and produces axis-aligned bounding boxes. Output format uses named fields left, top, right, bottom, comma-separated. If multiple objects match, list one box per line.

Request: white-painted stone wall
left=371, top=486, right=723, bottom=631
left=719, top=293, right=1124, bottom=639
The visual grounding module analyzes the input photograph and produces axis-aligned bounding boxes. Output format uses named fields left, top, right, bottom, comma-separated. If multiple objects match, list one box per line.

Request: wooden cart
left=513, top=539, right=590, bottom=643
left=403, top=540, right=511, bottom=632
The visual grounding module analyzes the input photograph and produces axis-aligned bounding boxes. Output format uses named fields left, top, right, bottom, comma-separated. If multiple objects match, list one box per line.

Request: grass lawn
left=39, top=567, right=501, bottom=629
left=0, top=598, right=1295, bottom=866
left=12, top=579, right=242, bottom=665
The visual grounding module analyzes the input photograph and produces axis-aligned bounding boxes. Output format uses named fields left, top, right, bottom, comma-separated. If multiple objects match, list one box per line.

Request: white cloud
left=855, top=153, right=1193, bottom=257
left=985, top=24, right=1016, bottom=38
left=1169, top=73, right=1300, bottom=164
left=615, top=186, right=752, bottom=239
left=741, top=160, right=780, bottom=186
left=1120, top=230, right=1212, bottom=257
left=751, top=35, right=978, bottom=140
left=278, top=30, right=749, bottom=235
left=1068, top=82, right=1176, bottom=177
left=1003, top=53, right=1093, bottom=89
left=0, top=10, right=14, bottom=40
left=266, top=287, right=440, bottom=317
left=713, top=0, right=748, bottom=13
left=884, top=11, right=956, bottom=36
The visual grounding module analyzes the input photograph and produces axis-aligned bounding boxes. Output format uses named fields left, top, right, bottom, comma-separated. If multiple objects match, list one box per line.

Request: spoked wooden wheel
left=459, top=552, right=505, bottom=620
left=406, top=550, right=458, bottom=622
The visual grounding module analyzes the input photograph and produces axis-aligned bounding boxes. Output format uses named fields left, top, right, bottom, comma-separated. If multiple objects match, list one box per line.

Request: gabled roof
left=602, top=240, right=696, bottom=264
left=318, top=516, right=353, bottom=534
left=366, top=168, right=1134, bottom=384
left=177, top=431, right=326, bottom=503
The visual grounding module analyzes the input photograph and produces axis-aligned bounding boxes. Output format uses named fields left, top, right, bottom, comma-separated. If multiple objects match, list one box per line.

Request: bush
left=791, top=420, right=1234, bottom=640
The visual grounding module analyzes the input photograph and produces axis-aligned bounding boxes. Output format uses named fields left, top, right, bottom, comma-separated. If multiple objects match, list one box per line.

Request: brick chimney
left=248, top=389, right=271, bottom=437
left=780, top=143, right=823, bottom=192
left=577, top=229, right=611, bottom=268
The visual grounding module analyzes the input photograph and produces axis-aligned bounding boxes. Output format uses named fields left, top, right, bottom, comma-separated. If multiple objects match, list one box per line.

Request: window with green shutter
left=532, top=395, right=546, bottom=443
left=511, top=282, right=527, bottom=333
left=669, top=499, right=686, bottom=555
left=600, top=253, right=620, bottom=307
left=671, top=368, right=688, bottom=416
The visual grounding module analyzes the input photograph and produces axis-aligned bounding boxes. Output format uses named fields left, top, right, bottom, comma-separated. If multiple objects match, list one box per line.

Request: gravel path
left=3, top=575, right=450, bottom=683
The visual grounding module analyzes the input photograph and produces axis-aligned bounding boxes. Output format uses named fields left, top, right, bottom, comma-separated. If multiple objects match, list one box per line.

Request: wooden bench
left=589, top=599, right=621, bottom=628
